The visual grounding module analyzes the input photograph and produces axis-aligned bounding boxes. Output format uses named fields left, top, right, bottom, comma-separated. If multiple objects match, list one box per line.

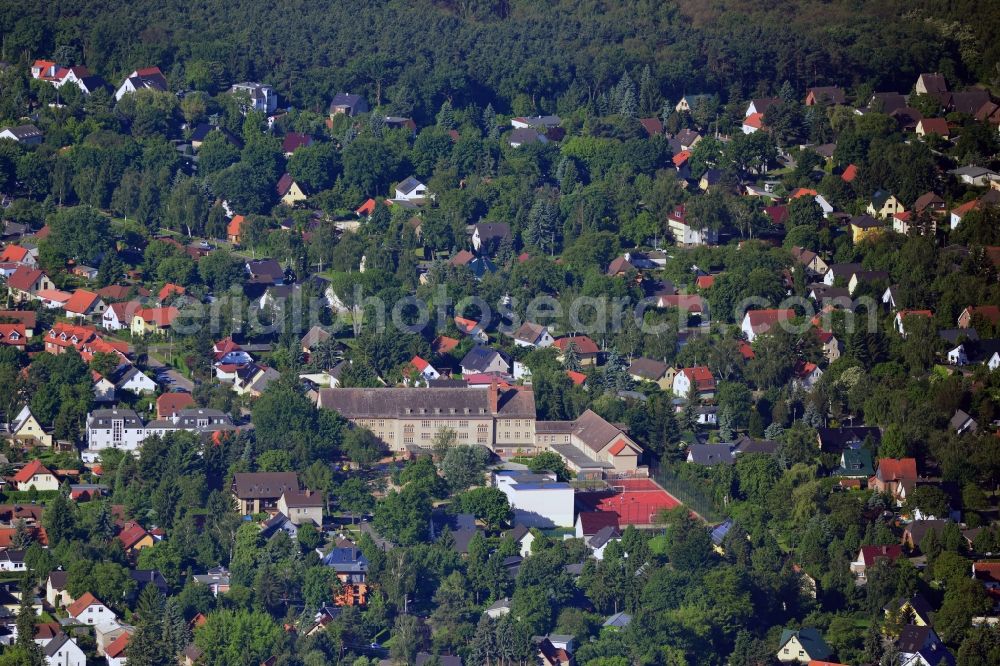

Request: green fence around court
left=650, top=465, right=725, bottom=524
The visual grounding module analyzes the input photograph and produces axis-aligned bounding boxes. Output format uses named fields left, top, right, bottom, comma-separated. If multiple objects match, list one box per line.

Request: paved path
left=146, top=356, right=194, bottom=392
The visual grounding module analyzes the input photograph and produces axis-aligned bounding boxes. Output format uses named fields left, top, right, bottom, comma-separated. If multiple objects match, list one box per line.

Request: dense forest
left=1, top=0, right=998, bottom=123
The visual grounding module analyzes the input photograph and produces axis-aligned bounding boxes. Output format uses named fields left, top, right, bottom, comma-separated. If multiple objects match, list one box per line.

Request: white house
left=672, top=366, right=716, bottom=399
left=13, top=460, right=59, bottom=492
left=0, top=550, right=26, bottom=572
left=946, top=344, right=968, bottom=365
left=741, top=309, right=794, bottom=342
left=230, top=82, right=277, bottom=113
left=494, top=470, right=574, bottom=528
left=394, top=176, right=428, bottom=201
left=92, top=373, right=115, bottom=402
left=667, top=206, right=718, bottom=246
left=512, top=322, right=554, bottom=348
left=46, top=572, right=73, bottom=608
left=460, top=346, right=511, bottom=376
left=408, top=356, right=440, bottom=383
left=792, top=362, right=823, bottom=392
left=101, top=301, right=141, bottom=332
left=587, top=526, right=621, bottom=561
left=66, top=593, right=116, bottom=626
left=42, top=633, right=87, bottom=666
left=112, top=366, right=157, bottom=395
left=114, top=67, right=168, bottom=101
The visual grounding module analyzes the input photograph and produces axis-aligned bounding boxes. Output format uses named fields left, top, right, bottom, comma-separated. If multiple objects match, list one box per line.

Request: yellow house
left=866, top=190, right=904, bottom=219
left=277, top=174, right=307, bottom=206
left=131, top=307, right=179, bottom=336
left=118, top=521, right=155, bottom=554
left=10, top=406, right=53, bottom=447
left=884, top=595, right=933, bottom=627
left=850, top=214, right=885, bottom=243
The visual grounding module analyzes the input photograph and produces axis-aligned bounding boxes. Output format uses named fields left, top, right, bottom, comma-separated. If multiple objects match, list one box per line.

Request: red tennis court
left=576, top=478, right=681, bottom=526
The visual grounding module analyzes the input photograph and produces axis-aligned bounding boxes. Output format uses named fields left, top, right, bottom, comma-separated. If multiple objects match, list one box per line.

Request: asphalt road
left=146, top=356, right=195, bottom=392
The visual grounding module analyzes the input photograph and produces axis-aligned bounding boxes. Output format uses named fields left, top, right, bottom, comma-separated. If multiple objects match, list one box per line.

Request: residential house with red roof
left=0, top=323, right=26, bottom=349
left=115, top=66, right=168, bottom=100
left=553, top=335, right=601, bottom=366
left=792, top=361, right=823, bottom=392
left=672, top=366, right=716, bottom=399
left=6, top=266, right=53, bottom=303
left=741, top=111, right=765, bottom=134
left=105, top=631, right=131, bottom=666
left=281, top=132, right=314, bottom=156
left=950, top=196, right=992, bottom=230
left=916, top=117, right=950, bottom=139
left=741, top=308, right=795, bottom=342
left=453, top=316, right=488, bottom=343
left=850, top=544, right=903, bottom=580
left=869, top=458, right=918, bottom=502
left=894, top=309, right=933, bottom=337
left=63, top=289, right=106, bottom=319
left=12, top=459, right=58, bottom=491
left=958, top=305, right=1000, bottom=329
left=0, top=310, right=36, bottom=337
left=227, top=215, right=245, bottom=244
left=405, top=355, right=440, bottom=384
left=131, top=307, right=179, bottom=336
left=158, top=283, right=186, bottom=303
left=156, top=392, right=195, bottom=419
left=117, top=521, right=154, bottom=554
left=66, top=592, right=116, bottom=626
left=0, top=244, right=35, bottom=266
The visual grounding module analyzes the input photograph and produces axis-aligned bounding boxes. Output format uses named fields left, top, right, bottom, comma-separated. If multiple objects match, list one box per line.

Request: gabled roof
left=744, top=308, right=794, bottom=335
left=552, top=335, right=599, bottom=355
left=7, top=266, right=44, bottom=291
left=105, top=631, right=131, bottom=658
left=281, top=133, right=313, bottom=154
left=628, top=357, right=669, bottom=380
left=917, top=73, right=948, bottom=94
left=841, top=164, right=858, bottom=182
left=63, top=289, right=100, bottom=314
left=875, top=457, right=918, bottom=482
left=577, top=511, right=620, bottom=536
left=778, top=628, right=832, bottom=660
left=227, top=214, right=245, bottom=237
left=117, top=520, right=150, bottom=549
left=918, top=117, right=949, bottom=136
left=12, top=459, right=53, bottom=484
left=857, top=544, right=903, bottom=567
left=232, top=472, right=299, bottom=499
left=66, top=592, right=103, bottom=618
left=0, top=244, right=29, bottom=263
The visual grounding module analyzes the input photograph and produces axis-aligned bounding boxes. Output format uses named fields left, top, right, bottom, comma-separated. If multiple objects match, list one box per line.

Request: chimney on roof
left=488, top=378, right=499, bottom=414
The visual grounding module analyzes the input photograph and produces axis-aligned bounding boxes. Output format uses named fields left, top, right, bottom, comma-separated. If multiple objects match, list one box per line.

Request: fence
left=650, top=463, right=725, bottom=523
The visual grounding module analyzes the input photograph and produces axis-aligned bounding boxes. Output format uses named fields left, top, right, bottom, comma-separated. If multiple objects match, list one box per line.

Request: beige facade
left=277, top=491, right=324, bottom=526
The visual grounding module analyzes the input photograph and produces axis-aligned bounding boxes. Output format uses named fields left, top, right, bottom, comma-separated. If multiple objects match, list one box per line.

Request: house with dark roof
left=805, top=86, right=846, bottom=106
left=329, top=93, right=368, bottom=116
left=628, top=357, right=673, bottom=390
left=0, top=124, right=43, bottom=145
left=472, top=222, right=511, bottom=253
left=460, top=346, right=510, bottom=376
left=816, top=427, right=881, bottom=453
left=115, top=66, right=168, bottom=100
left=231, top=472, right=299, bottom=515
left=836, top=448, right=874, bottom=479
left=686, top=444, right=734, bottom=466
left=777, top=627, right=832, bottom=663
